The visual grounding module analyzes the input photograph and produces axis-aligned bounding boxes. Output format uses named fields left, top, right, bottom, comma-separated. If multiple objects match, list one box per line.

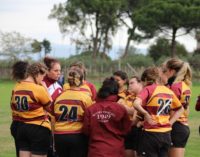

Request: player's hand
left=144, top=113, right=157, bottom=125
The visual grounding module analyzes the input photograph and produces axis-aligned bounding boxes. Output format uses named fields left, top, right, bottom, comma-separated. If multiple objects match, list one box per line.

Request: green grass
left=0, top=80, right=200, bottom=156
left=0, top=80, right=15, bottom=157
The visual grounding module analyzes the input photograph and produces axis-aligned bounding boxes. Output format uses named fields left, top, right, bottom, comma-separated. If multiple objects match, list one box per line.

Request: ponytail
left=174, top=62, right=192, bottom=86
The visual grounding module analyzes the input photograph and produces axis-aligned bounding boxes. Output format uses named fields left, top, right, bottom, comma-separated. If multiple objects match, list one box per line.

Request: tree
left=0, top=31, right=38, bottom=60
left=49, top=0, right=124, bottom=57
left=134, top=0, right=200, bottom=57
left=193, top=30, right=200, bottom=55
left=31, top=39, right=52, bottom=58
left=31, top=40, right=42, bottom=53
left=119, top=0, right=151, bottom=58
left=149, top=37, right=188, bottom=62
left=42, top=39, right=51, bottom=55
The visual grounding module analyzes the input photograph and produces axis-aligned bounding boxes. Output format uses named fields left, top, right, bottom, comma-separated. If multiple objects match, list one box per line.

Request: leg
left=169, top=122, right=189, bottom=157
left=11, top=121, right=24, bottom=157
left=125, top=149, right=135, bottom=157
left=20, top=150, right=31, bottom=157
left=169, top=148, right=185, bottom=157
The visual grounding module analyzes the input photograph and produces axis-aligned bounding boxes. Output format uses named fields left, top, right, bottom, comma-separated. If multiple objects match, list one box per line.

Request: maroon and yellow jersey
left=63, top=81, right=93, bottom=100
left=118, top=90, right=136, bottom=120
left=43, top=76, right=63, bottom=101
left=170, top=81, right=191, bottom=125
left=118, top=90, right=136, bottom=108
left=53, top=89, right=93, bottom=134
left=137, top=84, right=182, bottom=132
left=118, top=90, right=127, bottom=99
left=10, top=81, right=52, bottom=130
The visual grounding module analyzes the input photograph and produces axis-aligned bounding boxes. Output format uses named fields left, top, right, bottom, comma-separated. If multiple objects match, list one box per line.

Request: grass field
left=0, top=80, right=200, bottom=157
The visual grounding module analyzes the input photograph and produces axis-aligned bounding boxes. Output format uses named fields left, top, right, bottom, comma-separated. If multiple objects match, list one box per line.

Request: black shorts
left=124, top=126, right=142, bottom=150
left=17, top=123, right=51, bottom=155
left=171, top=122, right=190, bottom=148
left=10, top=121, right=24, bottom=157
left=54, top=133, right=88, bottom=157
left=138, top=131, right=171, bottom=157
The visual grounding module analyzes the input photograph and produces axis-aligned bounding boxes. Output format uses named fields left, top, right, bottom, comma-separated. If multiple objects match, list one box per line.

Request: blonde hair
left=165, top=58, right=192, bottom=86
left=175, top=62, right=192, bottom=86
left=67, top=68, right=83, bottom=87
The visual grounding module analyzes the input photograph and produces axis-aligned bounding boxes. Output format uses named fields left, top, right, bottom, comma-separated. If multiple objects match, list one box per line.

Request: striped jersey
left=137, top=84, right=182, bottom=132
left=53, top=89, right=93, bottom=134
left=63, top=80, right=96, bottom=101
left=118, top=90, right=136, bottom=120
left=10, top=81, right=52, bottom=130
left=118, top=90, right=136, bottom=108
left=43, top=76, right=62, bottom=101
left=169, top=81, right=191, bottom=125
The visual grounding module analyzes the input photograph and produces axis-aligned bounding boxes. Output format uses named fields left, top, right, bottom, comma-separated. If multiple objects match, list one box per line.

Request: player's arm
left=38, top=86, right=53, bottom=113
left=133, top=97, right=156, bottom=125
left=169, top=107, right=184, bottom=125
left=118, top=99, right=135, bottom=115
left=169, top=94, right=184, bottom=125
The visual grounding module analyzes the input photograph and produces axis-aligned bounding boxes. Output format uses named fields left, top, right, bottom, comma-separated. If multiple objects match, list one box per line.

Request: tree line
left=49, top=0, right=200, bottom=58
left=1, top=0, right=200, bottom=80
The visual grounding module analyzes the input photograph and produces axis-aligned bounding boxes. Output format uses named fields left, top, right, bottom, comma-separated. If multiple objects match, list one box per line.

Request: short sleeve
left=137, top=88, right=150, bottom=106
left=37, top=86, right=52, bottom=106
left=84, top=95, right=93, bottom=108
left=170, top=84, right=182, bottom=99
left=86, top=81, right=97, bottom=101
left=171, top=93, right=182, bottom=111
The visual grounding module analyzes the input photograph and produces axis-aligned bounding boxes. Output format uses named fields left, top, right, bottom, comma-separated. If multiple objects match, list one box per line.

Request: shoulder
left=63, top=83, right=70, bottom=90
left=85, top=81, right=96, bottom=89
left=140, top=84, right=157, bottom=96
left=145, top=84, right=157, bottom=92
left=35, top=84, right=48, bottom=93
left=171, top=82, right=182, bottom=89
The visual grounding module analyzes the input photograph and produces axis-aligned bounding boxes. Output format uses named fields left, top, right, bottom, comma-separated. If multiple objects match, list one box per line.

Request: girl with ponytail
left=163, top=58, right=192, bottom=157
left=53, top=68, right=93, bottom=157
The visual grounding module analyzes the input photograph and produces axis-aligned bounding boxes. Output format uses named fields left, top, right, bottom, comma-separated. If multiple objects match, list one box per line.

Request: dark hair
left=67, top=68, right=83, bottom=87
left=43, top=56, right=59, bottom=71
left=130, top=75, right=141, bottom=83
left=97, top=77, right=119, bottom=99
left=69, top=61, right=86, bottom=79
left=12, top=61, right=29, bottom=81
left=27, top=62, right=47, bottom=84
left=141, top=67, right=159, bottom=85
left=113, top=70, right=128, bottom=81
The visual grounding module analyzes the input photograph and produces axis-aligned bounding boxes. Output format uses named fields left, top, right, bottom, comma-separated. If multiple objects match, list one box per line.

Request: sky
left=0, top=0, right=198, bottom=60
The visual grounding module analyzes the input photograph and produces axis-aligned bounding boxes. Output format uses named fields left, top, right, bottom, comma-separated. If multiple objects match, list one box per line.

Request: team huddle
left=10, top=57, right=195, bottom=157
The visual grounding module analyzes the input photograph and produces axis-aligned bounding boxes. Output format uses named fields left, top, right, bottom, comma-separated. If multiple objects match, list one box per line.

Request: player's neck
left=24, top=76, right=35, bottom=83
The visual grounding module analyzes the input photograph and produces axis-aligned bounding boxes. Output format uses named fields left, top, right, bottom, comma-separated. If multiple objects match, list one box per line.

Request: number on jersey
left=15, top=96, right=29, bottom=111
left=157, top=99, right=171, bottom=115
left=59, top=106, right=78, bottom=121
